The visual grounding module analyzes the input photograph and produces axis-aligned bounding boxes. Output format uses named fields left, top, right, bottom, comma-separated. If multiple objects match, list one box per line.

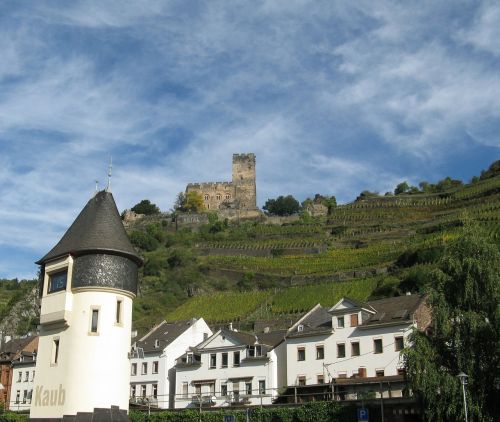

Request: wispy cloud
left=0, top=1, right=498, bottom=278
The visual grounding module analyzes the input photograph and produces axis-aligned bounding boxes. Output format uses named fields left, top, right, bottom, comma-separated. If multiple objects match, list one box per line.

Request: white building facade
left=9, top=355, right=36, bottom=412
left=130, top=318, right=212, bottom=409
left=285, top=295, right=430, bottom=395
left=175, top=328, right=287, bottom=409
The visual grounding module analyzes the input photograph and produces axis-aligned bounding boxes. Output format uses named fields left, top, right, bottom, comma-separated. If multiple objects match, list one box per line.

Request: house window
left=130, top=385, right=136, bottom=398
left=31, top=371, right=35, bottom=381
left=317, top=375, right=324, bottom=384
left=337, top=343, right=346, bottom=358
left=25, top=371, right=29, bottom=382
left=233, top=351, right=240, bottom=367
left=337, top=316, right=344, bottom=328
left=131, top=363, right=137, bottom=376
left=374, top=338, right=383, bottom=354
left=17, top=372, right=22, bottom=382
left=142, top=362, right=148, bottom=374
left=195, top=384, right=201, bottom=396
left=395, top=336, right=404, bottom=351
left=245, top=381, right=252, bottom=395
left=141, top=385, right=146, bottom=398
left=221, top=383, right=228, bottom=397
left=351, top=342, right=360, bottom=356
left=249, top=345, right=263, bottom=357
left=15, top=390, right=20, bottom=404
left=397, top=368, right=406, bottom=376
left=258, top=380, right=266, bottom=395
left=297, top=347, right=305, bottom=361
left=52, top=339, right=60, bottom=364
left=152, top=384, right=158, bottom=399
left=90, top=309, right=99, bottom=333
left=376, top=369, right=385, bottom=377
left=27, top=389, right=32, bottom=404
left=298, top=376, right=306, bottom=386
left=316, top=345, right=324, bottom=360
left=116, top=299, right=122, bottom=324
left=210, top=354, right=216, bottom=368
left=48, top=270, right=67, bottom=294
left=152, top=361, right=159, bottom=374
left=232, top=381, right=239, bottom=399
left=350, top=314, right=359, bottom=327
left=221, top=353, right=228, bottom=368
left=182, top=382, right=188, bottom=398
left=23, top=390, right=28, bottom=404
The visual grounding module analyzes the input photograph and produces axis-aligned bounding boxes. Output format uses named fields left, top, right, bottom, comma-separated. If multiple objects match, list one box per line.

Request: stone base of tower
left=30, top=405, right=131, bottom=421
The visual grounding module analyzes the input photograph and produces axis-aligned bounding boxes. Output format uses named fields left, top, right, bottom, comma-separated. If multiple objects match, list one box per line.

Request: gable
left=199, top=331, right=245, bottom=350
left=330, top=298, right=359, bottom=312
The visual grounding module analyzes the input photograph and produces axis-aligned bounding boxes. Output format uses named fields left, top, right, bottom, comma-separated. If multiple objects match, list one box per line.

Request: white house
left=285, top=294, right=430, bottom=400
left=9, top=352, right=36, bottom=412
left=130, top=318, right=212, bottom=409
left=174, top=327, right=287, bottom=409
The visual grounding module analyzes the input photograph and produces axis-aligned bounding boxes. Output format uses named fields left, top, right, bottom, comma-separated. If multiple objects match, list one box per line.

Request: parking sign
left=357, top=408, right=369, bottom=422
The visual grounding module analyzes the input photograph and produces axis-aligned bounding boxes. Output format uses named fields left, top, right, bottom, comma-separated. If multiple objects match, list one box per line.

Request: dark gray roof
left=221, top=329, right=257, bottom=346
left=256, top=330, right=287, bottom=348
left=136, top=319, right=199, bottom=352
left=287, top=306, right=332, bottom=338
left=362, top=294, right=425, bottom=327
left=36, top=190, right=142, bottom=265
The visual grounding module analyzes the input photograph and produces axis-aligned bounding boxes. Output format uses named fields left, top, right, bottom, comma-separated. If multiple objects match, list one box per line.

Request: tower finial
left=106, top=157, right=113, bottom=192
left=95, top=180, right=99, bottom=194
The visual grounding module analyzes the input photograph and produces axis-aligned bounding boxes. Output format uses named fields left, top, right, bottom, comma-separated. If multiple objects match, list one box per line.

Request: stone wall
left=185, top=153, right=257, bottom=212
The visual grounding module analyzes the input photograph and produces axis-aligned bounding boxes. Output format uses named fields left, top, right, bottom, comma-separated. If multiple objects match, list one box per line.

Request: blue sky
left=0, top=1, right=499, bottom=279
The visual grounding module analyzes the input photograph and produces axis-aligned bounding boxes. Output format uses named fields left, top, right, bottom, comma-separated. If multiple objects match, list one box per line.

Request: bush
left=130, top=231, right=159, bottom=252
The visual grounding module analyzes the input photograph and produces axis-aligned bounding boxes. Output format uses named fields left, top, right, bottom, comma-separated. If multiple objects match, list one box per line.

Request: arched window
left=204, top=194, right=209, bottom=201
left=225, top=194, right=231, bottom=200
left=216, top=194, right=221, bottom=201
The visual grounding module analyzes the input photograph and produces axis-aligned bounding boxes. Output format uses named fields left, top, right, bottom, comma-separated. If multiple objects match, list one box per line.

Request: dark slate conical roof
left=36, top=190, right=142, bottom=265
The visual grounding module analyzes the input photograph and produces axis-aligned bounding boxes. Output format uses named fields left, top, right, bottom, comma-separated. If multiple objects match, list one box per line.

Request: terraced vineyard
left=129, top=175, right=499, bottom=330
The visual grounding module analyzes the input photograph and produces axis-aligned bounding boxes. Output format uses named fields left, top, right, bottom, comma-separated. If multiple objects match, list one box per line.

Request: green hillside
left=128, top=165, right=500, bottom=333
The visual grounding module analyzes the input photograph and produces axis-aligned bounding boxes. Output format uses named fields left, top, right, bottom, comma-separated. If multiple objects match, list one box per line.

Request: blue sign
left=357, top=408, right=369, bottom=422
left=224, top=416, right=235, bottom=422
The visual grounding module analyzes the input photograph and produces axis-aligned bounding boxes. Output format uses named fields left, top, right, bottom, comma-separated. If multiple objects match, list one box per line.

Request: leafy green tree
left=403, top=227, right=499, bottom=421
left=263, top=195, right=300, bottom=216
left=131, top=199, right=160, bottom=215
left=173, top=192, right=186, bottom=211
left=479, top=159, right=500, bottom=180
left=184, top=191, right=205, bottom=213
left=394, top=181, right=410, bottom=195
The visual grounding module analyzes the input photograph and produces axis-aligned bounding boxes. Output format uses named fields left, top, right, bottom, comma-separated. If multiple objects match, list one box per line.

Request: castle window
left=216, top=194, right=221, bottom=200
left=48, top=270, right=67, bottom=294
left=204, top=194, right=209, bottom=201
left=52, top=339, right=60, bottom=365
left=225, top=194, right=231, bottom=200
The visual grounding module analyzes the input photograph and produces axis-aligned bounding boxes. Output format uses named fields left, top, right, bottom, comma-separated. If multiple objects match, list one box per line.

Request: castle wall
left=185, top=153, right=257, bottom=211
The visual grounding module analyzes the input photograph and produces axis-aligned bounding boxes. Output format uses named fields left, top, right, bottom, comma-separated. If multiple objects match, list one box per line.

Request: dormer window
left=337, top=316, right=345, bottom=328
left=297, top=324, right=304, bottom=332
left=248, top=345, right=263, bottom=357
left=154, top=339, right=160, bottom=348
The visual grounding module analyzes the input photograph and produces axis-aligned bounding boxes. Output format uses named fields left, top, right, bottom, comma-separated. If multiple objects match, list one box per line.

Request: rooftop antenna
left=106, top=157, right=113, bottom=192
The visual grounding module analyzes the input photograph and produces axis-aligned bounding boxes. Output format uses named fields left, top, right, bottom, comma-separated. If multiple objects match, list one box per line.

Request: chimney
left=228, top=322, right=233, bottom=331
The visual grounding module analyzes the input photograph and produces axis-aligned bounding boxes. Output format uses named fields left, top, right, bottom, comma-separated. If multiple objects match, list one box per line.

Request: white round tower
left=30, top=191, right=142, bottom=420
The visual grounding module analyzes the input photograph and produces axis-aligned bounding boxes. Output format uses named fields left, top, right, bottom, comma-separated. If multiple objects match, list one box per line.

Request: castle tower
left=30, top=191, right=142, bottom=420
left=232, top=153, right=257, bottom=209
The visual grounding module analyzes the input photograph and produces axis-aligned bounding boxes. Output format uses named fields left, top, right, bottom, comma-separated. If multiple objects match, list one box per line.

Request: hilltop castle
left=186, top=153, right=258, bottom=211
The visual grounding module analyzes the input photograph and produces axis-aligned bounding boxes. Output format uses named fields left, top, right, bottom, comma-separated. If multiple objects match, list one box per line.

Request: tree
left=263, top=195, right=300, bottom=216
left=394, top=181, right=410, bottom=195
left=403, top=226, right=499, bottom=421
left=479, top=159, right=500, bottom=180
left=131, top=199, right=160, bottom=215
left=184, top=191, right=204, bottom=213
left=173, top=192, right=186, bottom=211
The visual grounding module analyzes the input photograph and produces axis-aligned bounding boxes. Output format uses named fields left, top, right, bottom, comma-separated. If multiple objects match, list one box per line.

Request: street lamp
left=457, top=372, right=468, bottom=422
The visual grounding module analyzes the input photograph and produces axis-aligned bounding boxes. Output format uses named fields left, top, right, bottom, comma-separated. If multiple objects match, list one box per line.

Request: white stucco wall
left=9, top=361, right=36, bottom=412
left=130, top=318, right=212, bottom=409
left=31, top=256, right=134, bottom=419
left=175, top=332, right=284, bottom=409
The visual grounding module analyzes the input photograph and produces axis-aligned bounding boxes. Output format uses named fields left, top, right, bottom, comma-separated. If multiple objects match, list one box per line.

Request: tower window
left=91, top=309, right=99, bottom=333
left=116, top=299, right=122, bottom=324
left=48, top=270, right=67, bottom=294
left=52, top=339, right=60, bottom=364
